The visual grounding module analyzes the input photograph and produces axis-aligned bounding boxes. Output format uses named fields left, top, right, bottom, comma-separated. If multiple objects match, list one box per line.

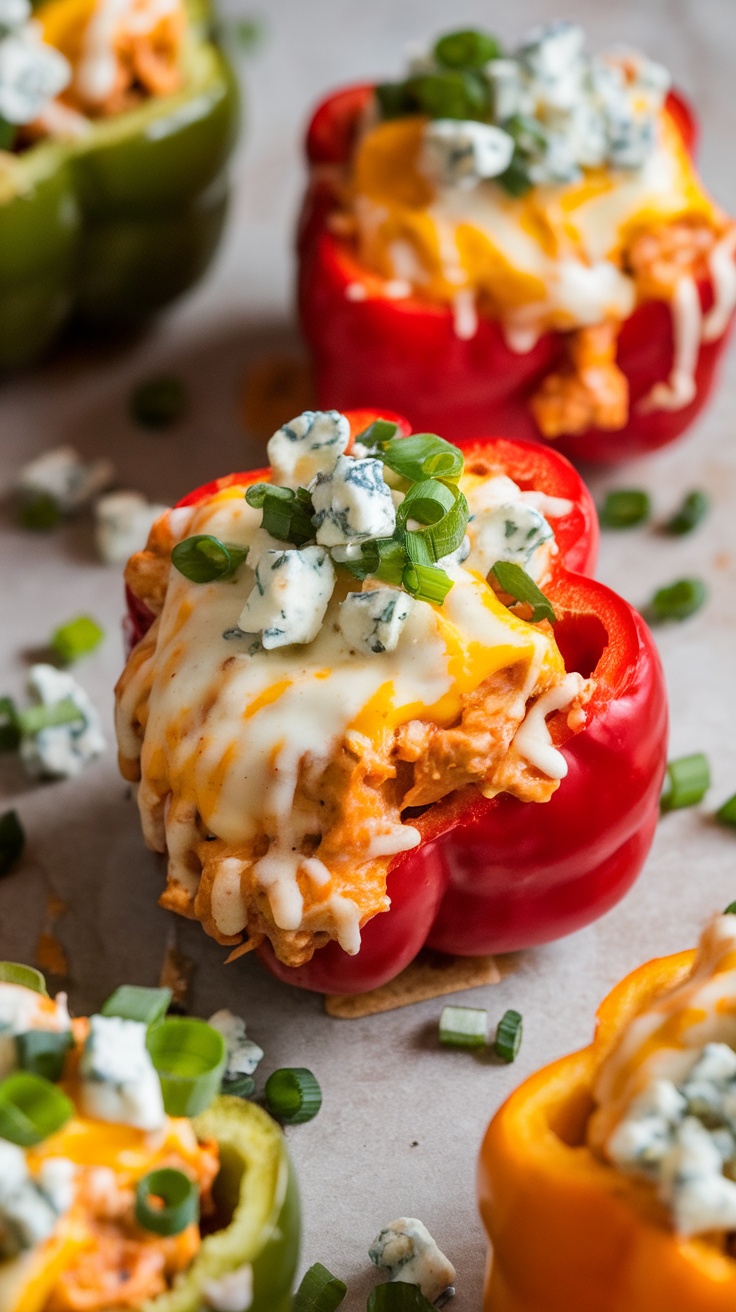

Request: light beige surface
left=2, top=1, right=736, bottom=1307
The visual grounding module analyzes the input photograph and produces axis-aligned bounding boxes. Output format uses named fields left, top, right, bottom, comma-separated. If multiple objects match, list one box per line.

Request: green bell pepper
left=145, top=1095, right=301, bottom=1312
left=0, top=0, right=239, bottom=371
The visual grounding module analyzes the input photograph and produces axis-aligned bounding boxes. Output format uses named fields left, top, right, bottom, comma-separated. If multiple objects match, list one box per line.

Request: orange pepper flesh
left=478, top=947, right=736, bottom=1311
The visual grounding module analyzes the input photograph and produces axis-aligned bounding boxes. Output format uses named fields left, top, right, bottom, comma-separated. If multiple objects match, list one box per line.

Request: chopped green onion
left=0, top=1072, right=74, bottom=1146
left=647, top=578, right=707, bottom=623
left=717, top=795, right=736, bottom=829
left=494, top=1009, right=523, bottom=1063
left=0, top=963, right=47, bottom=994
left=724, top=901, right=736, bottom=915
left=0, top=698, right=21, bottom=753
left=135, top=1167, right=199, bottom=1236
left=19, top=494, right=62, bottom=531
left=221, top=1072, right=256, bottom=1099
left=367, top=1285, right=436, bottom=1311
left=490, top=561, right=556, bottom=624
left=375, top=82, right=412, bottom=120
left=433, top=28, right=502, bottom=69
left=0, top=811, right=24, bottom=876
left=406, top=69, right=489, bottom=121
left=147, top=1017, right=227, bottom=1117
left=131, top=376, right=188, bottom=429
left=401, top=482, right=468, bottom=565
left=245, top=483, right=315, bottom=546
left=660, top=753, right=710, bottom=812
left=171, top=535, right=248, bottom=584
left=15, top=1030, right=73, bottom=1083
left=294, top=1262, right=347, bottom=1311
left=101, top=985, right=172, bottom=1027
left=498, top=154, right=533, bottom=198
left=264, top=1067, right=322, bottom=1124
left=439, top=1005, right=487, bottom=1048
left=402, top=563, right=453, bottom=605
left=599, top=489, right=651, bottom=529
left=376, top=433, right=463, bottom=485
left=51, top=616, right=104, bottom=664
left=343, top=537, right=407, bottom=587
left=663, top=490, right=710, bottom=535
left=355, top=419, right=400, bottom=448
left=0, top=116, right=15, bottom=151
left=15, top=697, right=84, bottom=737
left=397, top=478, right=457, bottom=527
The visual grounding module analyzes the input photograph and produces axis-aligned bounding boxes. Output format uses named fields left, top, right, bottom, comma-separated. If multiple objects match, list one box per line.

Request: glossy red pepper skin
left=298, top=84, right=733, bottom=463
left=125, top=417, right=665, bottom=995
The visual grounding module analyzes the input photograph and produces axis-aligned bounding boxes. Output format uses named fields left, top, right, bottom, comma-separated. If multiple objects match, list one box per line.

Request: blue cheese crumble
left=238, top=546, right=336, bottom=649
left=19, top=664, right=106, bottom=780
left=421, top=119, right=514, bottom=190
left=338, top=588, right=413, bottom=655
left=311, top=455, right=396, bottom=547
left=16, top=446, right=114, bottom=515
left=0, top=23, right=70, bottom=125
left=79, top=1014, right=165, bottom=1132
left=267, top=410, right=350, bottom=490
left=369, top=1217, right=456, bottom=1302
left=0, top=984, right=71, bottom=1079
left=0, top=1140, right=71, bottom=1258
left=208, top=1009, right=264, bottom=1079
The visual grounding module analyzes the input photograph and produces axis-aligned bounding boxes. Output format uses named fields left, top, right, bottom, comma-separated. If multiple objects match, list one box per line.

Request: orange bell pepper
left=477, top=943, right=736, bottom=1312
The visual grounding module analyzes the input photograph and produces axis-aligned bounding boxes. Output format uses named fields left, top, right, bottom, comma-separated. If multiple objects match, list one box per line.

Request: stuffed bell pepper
left=0, top=0, right=238, bottom=370
left=115, top=407, right=667, bottom=995
left=0, top=966, right=299, bottom=1311
left=478, top=912, right=736, bottom=1311
left=298, top=20, right=736, bottom=461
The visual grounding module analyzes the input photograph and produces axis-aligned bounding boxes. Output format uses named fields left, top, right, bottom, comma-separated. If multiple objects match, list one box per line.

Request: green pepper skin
left=0, top=14, right=239, bottom=370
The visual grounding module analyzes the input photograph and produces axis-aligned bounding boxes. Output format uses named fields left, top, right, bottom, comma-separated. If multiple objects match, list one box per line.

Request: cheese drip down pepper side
left=118, top=409, right=668, bottom=994
left=478, top=918, right=736, bottom=1312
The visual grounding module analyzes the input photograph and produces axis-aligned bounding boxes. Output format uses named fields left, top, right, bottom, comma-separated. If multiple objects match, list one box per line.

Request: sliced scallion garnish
left=135, top=1167, right=199, bottom=1236
left=0, top=963, right=47, bottom=994
left=19, top=494, right=62, bottom=531
left=171, top=535, right=248, bottom=584
left=131, top=376, right=188, bottom=429
left=439, top=1005, right=487, bottom=1048
left=0, top=811, right=25, bottom=876
left=344, top=537, right=407, bottom=587
left=724, top=901, right=736, bottom=915
left=147, top=1017, right=227, bottom=1117
left=51, top=616, right=104, bottom=665
left=402, top=563, right=453, bottom=605
left=0, top=698, right=20, bottom=753
left=265, top=1067, right=322, bottom=1124
left=599, top=489, right=650, bottom=529
left=15, top=698, right=83, bottom=737
left=490, top=561, right=556, bottom=624
left=399, top=480, right=468, bottom=563
left=373, top=433, right=463, bottom=485
left=221, top=1072, right=256, bottom=1099
left=647, top=578, right=707, bottom=623
left=494, top=1009, right=523, bottom=1063
left=245, top=483, right=315, bottom=546
left=355, top=419, right=400, bottom=448
left=294, top=1262, right=347, bottom=1311
left=717, top=795, right=736, bottom=829
left=367, top=1284, right=436, bottom=1311
left=15, top=1030, right=73, bottom=1083
left=0, top=1071, right=74, bottom=1146
left=433, top=28, right=502, bottom=70
left=660, top=753, right=710, bottom=812
left=664, top=489, right=710, bottom=535
left=101, top=985, right=172, bottom=1027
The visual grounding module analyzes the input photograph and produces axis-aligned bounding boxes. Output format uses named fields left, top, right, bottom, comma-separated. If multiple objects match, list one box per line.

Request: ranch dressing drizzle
left=638, top=275, right=701, bottom=413
left=702, top=228, right=736, bottom=342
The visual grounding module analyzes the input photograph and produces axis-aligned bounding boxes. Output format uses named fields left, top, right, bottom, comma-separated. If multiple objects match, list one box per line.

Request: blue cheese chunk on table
left=311, top=455, right=396, bottom=547
left=208, top=1009, right=264, bottom=1079
left=369, top=1216, right=456, bottom=1303
left=19, top=664, right=106, bottom=780
left=79, top=1014, right=165, bottom=1131
left=338, top=588, right=413, bottom=654
left=267, top=410, right=350, bottom=490
left=16, top=445, right=114, bottom=515
left=238, top=546, right=335, bottom=649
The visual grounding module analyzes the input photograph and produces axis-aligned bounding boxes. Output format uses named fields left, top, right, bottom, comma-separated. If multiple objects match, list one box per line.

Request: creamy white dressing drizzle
left=702, top=228, right=736, bottom=342
left=452, top=289, right=479, bottom=340
left=639, top=275, right=700, bottom=413
left=511, top=671, right=585, bottom=779
left=503, top=323, right=541, bottom=354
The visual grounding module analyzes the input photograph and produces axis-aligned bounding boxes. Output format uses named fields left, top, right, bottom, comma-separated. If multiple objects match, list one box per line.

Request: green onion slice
left=171, top=535, right=248, bottom=584
left=717, top=795, right=736, bottom=829
left=402, top=563, right=453, bottom=605
left=15, top=1030, right=74, bottom=1083
left=264, top=1067, right=322, bottom=1124
left=0, top=698, right=21, bottom=753
left=19, top=494, right=62, bottom=532
left=135, top=1167, right=199, bottom=1236
left=245, top=483, right=315, bottom=546
left=16, top=698, right=83, bottom=737
left=490, top=561, right=556, bottom=624
left=724, top=901, right=736, bottom=915
left=294, top=1262, right=347, bottom=1311
left=494, top=1009, right=523, bottom=1063
left=367, top=1285, right=437, bottom=1311
left=375, top=433, right=463, bottom=485
left=397, top=478, right=457, bottom=527
left=406, top=68, right=489, bottom=121
left=647, top=578, right=707, bottom=623
left=0, top=963, right=47, bottom=994
left=221, top=1072, right=256, bottom=1099
left=101, top=985, right=172, bottom=1027
left=343, top=537, right=407, bottom=587
left=147, top=1018, right=227, bottom=1117
left=131, top=376, right=188, bottom=429
left=664, top=489, right=710, bottom=535
left=0, top=1072, right=74, bottom=1146
left=355, top=419, right=400, bottom=448
left=402, top=485, right=469, bottom=564
left=439, top=1005, right=487, bottom=1048
left=51, top=616, right=105, bottom=664
left=599, top=489, right=651, bottom=529
left=0, top=811, right=25, bottom=876
left=433, top=28, right=502, bottom=69
left=660, top=753, right=710, bottom=813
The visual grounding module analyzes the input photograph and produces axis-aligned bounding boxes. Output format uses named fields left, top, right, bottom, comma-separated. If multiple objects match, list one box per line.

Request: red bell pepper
left=124, top=412, right=666, bottom=995
left=298, top=84, right=734, bottom=463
